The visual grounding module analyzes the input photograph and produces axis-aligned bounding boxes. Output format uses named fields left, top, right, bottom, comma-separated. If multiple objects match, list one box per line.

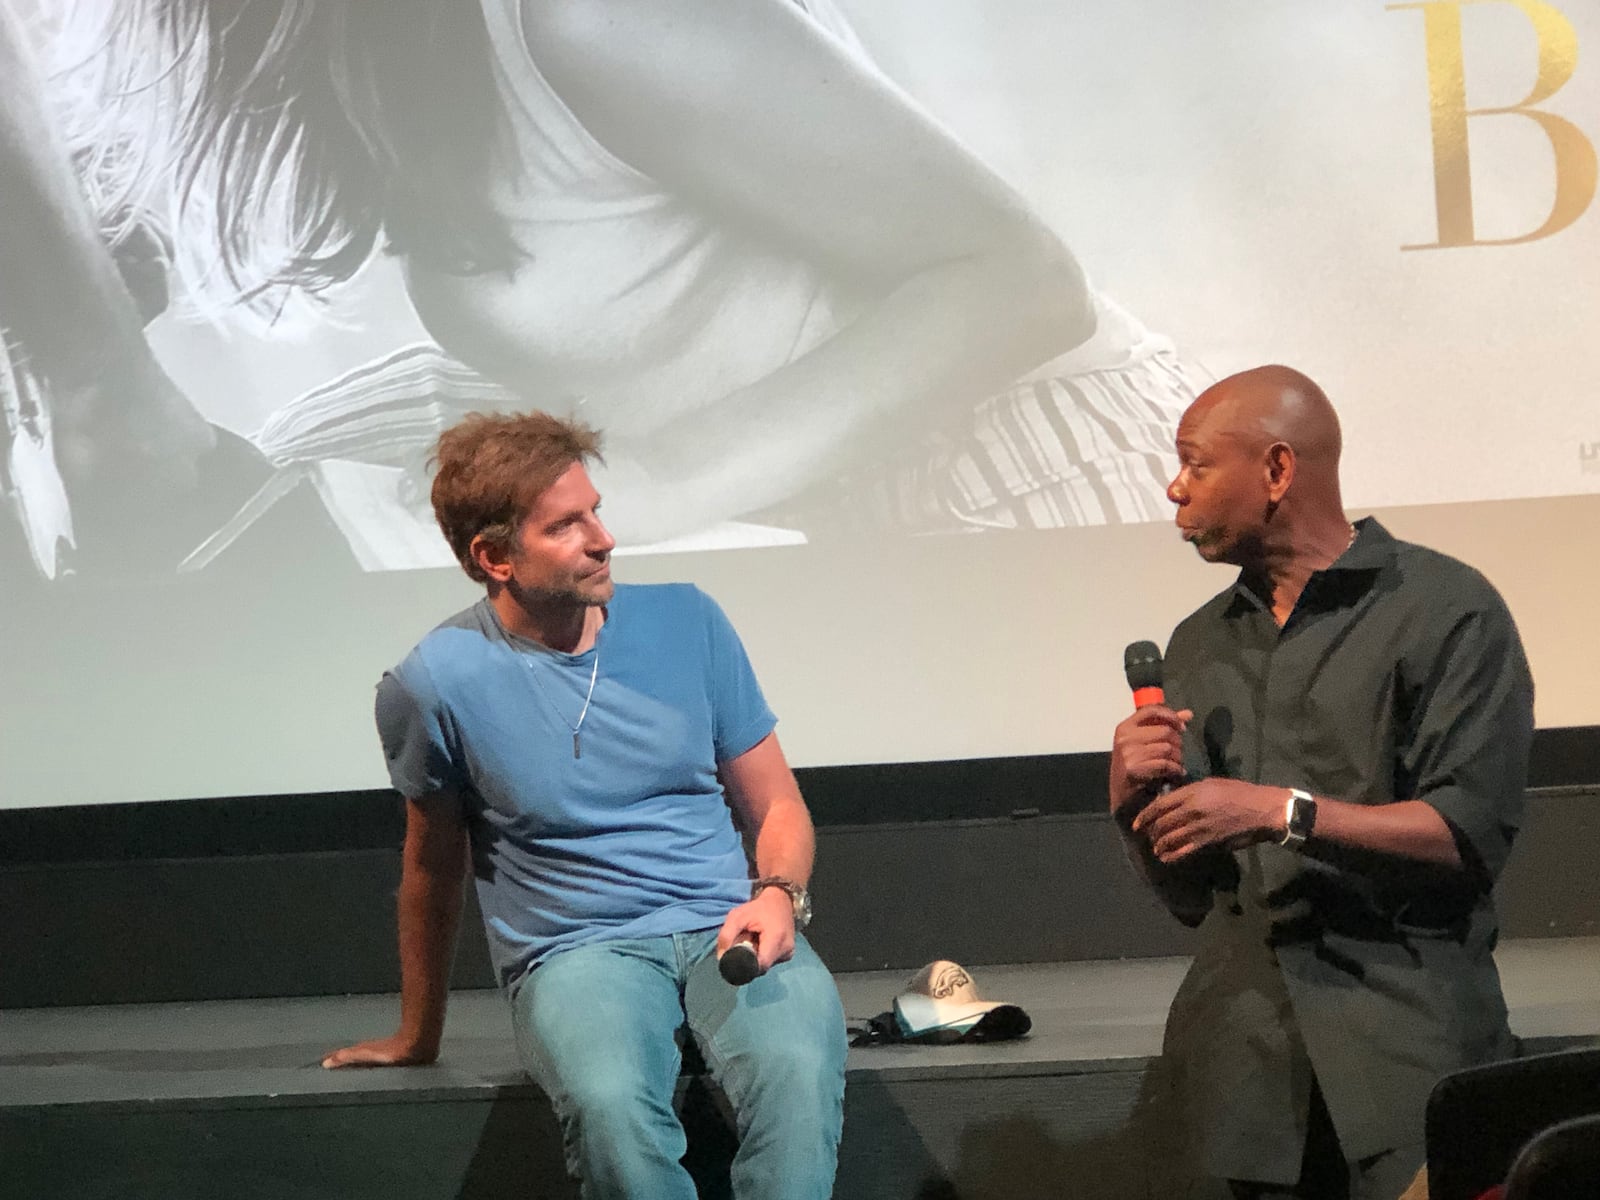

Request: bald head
left=1168, top=365, right=1350, bottom=569
left=1188, top=365, right=1342, bottom=472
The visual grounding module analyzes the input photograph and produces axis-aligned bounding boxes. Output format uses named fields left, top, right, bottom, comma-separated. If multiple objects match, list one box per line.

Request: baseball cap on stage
left=892, top=961, right=1032, bottom=1044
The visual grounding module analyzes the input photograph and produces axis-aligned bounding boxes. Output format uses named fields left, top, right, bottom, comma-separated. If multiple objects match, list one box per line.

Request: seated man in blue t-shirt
left=322, top=411, right=847, bottom=1200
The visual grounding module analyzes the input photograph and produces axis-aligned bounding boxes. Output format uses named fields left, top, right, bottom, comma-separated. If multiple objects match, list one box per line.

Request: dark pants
left=1228, top=1083, right=1424, bottom=1200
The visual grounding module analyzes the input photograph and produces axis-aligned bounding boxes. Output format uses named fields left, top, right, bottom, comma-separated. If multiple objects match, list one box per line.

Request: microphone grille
left=1123, top=640, right=1164, bottom=691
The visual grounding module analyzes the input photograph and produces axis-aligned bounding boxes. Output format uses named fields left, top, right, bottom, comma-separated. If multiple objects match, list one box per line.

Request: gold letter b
left=1390, top=0, right=1596, bottom=248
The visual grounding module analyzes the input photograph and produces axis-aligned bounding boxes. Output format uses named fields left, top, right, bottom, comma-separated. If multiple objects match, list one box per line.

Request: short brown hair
left=430, top=411, right=603, bottom=582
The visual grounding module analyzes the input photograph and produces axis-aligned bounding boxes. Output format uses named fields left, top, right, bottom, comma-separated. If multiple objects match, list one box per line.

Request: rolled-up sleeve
left=1404, top=600, right=1535, bottom=883
left=375, top=663, right=467, bottom=808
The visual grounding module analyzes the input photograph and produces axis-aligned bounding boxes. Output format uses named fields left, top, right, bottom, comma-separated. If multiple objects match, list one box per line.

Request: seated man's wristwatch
left=753, top=876, right=812, bottom=931
left=1280, top=788, right=1318, bottom=850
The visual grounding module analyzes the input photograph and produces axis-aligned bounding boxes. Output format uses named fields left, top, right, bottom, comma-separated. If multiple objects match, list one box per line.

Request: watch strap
left=753, top=876, right=811, bottom=930
left=1280, top=788, right=1316, bottom=850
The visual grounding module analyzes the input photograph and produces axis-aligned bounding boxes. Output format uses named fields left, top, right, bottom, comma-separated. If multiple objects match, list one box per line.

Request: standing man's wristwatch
left=1280, top=788, right=1318, bottom=850
left=753, top=876, right=812, bottom=931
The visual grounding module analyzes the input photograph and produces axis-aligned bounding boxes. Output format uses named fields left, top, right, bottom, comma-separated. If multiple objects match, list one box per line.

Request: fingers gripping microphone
left=1123, top=640, right=1184, bottom=805
left=718, top=938, right=762, bottom=986
left=1124, top=640, right=1165, bottom=708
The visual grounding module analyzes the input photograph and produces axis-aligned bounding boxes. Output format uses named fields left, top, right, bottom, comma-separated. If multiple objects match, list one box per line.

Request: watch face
left=1286, top=792, right=1316, bottom=842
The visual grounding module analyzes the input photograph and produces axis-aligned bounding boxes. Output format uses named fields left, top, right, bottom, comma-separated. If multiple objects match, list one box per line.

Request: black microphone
left=1123, top=640, right=1165, bottom=709
left=1121, top=640, right=1182, bottom=819
left=718, top=938, right=762, bottom=986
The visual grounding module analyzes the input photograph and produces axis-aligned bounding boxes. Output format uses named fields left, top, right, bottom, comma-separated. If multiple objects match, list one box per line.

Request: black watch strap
left=1280, top=788, right=1317, bottom=850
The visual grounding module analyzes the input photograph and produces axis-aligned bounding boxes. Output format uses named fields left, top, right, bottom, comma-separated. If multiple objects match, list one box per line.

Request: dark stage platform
left=5, top=938, right=1598, bottom=1200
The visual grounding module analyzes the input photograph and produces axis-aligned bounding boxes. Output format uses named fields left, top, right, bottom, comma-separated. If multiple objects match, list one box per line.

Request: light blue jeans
left=509, top=929, right=847, bottom=1200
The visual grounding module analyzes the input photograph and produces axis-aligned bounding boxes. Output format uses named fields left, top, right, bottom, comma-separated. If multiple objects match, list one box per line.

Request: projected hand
left=1131, top=778, right=1279, bottom=864
left=51, top=217, right=223, bottom=570
left=54, top=359, right=216, bottom=495
left=321, top=1033, right=440, bottom=1070
left=0, top=16, right=222, bottom=577
left=26, top=354, right=244, bottom=579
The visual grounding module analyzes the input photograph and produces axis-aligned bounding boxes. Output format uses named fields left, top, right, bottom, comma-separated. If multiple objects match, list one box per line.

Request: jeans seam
left=683, top=1010, right=749, bottom=1139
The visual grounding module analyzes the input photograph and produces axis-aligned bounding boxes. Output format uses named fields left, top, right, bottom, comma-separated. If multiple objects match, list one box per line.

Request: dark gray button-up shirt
left=1154, top=518, right=1534, bottom=1182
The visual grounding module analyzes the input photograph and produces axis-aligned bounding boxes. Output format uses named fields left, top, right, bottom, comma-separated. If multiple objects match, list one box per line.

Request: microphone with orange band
left=1123, top=640, right=1165, bottom=709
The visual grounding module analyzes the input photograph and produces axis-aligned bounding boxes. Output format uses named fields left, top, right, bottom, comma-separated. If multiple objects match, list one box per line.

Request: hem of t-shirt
left=715, top=712, right=778, bottom=765
left=500, top=899, right=745, bottom=995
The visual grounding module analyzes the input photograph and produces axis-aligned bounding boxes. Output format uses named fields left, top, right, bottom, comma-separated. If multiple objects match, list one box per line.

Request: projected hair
left=50, top=0, right=522, bottom=320
left=431, top=412, right=604, bottom=583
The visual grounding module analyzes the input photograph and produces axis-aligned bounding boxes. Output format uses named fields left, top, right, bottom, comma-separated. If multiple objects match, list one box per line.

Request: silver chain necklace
left=494, top=609, right=601, bottom=759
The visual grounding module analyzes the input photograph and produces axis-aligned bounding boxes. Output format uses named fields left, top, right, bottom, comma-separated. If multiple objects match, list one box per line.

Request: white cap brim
left=894, top=992, right=1013, bottom=1036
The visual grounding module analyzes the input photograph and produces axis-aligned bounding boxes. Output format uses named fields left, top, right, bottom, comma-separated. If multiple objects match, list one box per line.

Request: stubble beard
left=1186, top=527, right=1224, bottom=560
left=1188, top=525, right=1252, bottom=567
left=507, top=571, right=613, bottom=615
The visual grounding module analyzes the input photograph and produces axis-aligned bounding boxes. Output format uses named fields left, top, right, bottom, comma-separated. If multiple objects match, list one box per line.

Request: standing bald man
left=1110, top=366, right=1534, bottom=1199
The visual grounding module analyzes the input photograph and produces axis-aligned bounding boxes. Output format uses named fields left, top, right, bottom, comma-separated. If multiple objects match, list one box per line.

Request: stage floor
left=6, top=937, right=1599, bottom=1113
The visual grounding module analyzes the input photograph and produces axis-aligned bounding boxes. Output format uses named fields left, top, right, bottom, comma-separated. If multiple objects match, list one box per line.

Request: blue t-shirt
left=376, top=583, right=776, bottom=988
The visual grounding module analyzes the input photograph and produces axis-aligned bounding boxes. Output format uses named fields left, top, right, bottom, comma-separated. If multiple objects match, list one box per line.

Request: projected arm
left=518, top=0, right=1094, bottom=541
left=716, top=733, right=814, bottom=972
left=0, top=2, right=215, bottom=556
left=322, top=795, right=468, bottom=1068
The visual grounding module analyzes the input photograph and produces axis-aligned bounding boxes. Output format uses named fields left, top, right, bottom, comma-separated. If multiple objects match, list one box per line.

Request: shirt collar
left=1225, top=516, right=1394, bottom=616
left=1330, top=515, right=1395, bottom=572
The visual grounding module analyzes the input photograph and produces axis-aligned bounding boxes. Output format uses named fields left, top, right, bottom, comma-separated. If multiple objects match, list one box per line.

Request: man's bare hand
left=1109, top=705, right=1192, bottom=816
left=715, top=886, right=796, bottom=973
left=321, top=1033, right=438, bottom=1070
left=1131, top=778, right=1280, bottom=863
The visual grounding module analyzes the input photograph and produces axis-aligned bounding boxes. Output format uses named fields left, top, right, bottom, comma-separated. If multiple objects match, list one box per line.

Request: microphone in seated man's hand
left=719, top=936, right=763, bottom=986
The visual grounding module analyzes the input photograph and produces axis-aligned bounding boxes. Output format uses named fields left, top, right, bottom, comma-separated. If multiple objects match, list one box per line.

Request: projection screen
left=3, top=0, right=1598, bottom=809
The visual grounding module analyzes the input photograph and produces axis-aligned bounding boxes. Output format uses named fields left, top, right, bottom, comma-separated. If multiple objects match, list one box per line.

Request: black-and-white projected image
left=2, top=0, right=1200, bottom=584
left=3, top=0, right=1598, bottom=808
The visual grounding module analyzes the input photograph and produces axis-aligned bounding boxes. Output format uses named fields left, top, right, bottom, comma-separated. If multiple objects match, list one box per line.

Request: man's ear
left=1264, top=442, right=1295, bottom=504
left=470, top=532, right=514, bottom=584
